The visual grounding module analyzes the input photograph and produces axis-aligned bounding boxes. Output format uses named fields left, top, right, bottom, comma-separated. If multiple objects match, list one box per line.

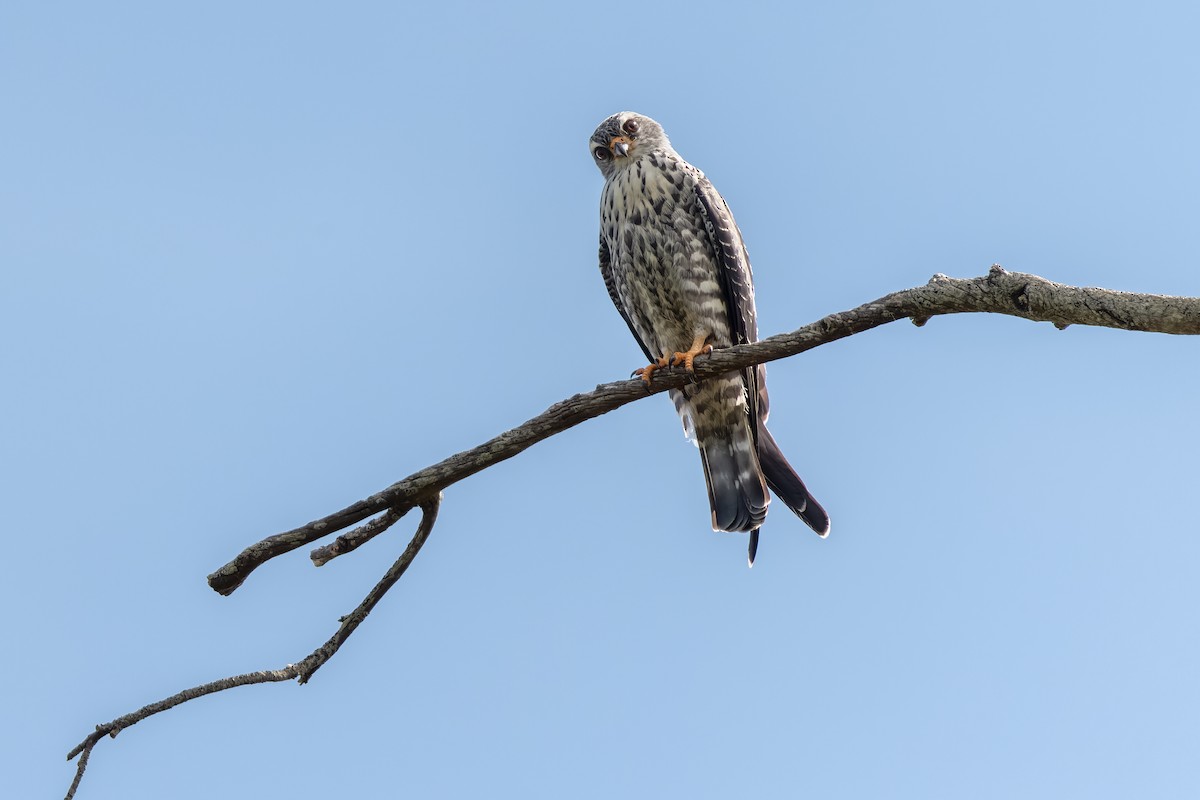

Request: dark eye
left=594, top=146, right=611, bottom=161
left=622, top=118, right=639, bottom=134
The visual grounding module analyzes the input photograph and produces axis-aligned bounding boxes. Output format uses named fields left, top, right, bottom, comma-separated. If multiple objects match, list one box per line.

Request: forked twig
left=65, top=497, right=441, bottom=799
left=310, top=506, right=407, bottom=566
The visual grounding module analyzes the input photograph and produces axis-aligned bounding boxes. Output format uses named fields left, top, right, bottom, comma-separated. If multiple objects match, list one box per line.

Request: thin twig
left=297, top=496, right=440, bottom=683
left=64, top=737, right=92, bottom=800
left=310, top=507, right=406, bottom=566
left=66, top=499, right=441, bottom=797
left=66, top=667, right=299, bottom=798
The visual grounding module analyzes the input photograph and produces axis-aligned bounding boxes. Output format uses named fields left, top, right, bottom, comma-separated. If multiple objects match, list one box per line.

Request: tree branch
left=206, top=266, right=1200, bottom=595
left=310, top=506, right=406, bottom=566
left=68, top=267, right=1199, bottom=798
left=65, top=498, right=441, bottom=799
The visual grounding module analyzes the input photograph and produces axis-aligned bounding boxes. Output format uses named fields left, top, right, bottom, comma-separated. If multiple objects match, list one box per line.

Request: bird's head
left=588, top=112, right=671, bottom=179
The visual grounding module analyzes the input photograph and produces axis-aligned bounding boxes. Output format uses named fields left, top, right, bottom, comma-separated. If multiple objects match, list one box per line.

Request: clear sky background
left=5, top=2, right=1200, bottom=798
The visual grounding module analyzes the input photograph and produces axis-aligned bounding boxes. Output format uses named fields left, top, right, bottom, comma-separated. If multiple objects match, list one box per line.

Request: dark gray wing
left=691, top=177, right=765, bottom=426
left=599, top=235, right=654, bottom=363
left=693, top=176, right=830, bottom=538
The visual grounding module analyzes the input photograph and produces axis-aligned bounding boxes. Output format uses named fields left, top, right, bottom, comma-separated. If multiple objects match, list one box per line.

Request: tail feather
left=757, top=426, right=830, bottom=537
left=698, top=426, right=769, bottom=533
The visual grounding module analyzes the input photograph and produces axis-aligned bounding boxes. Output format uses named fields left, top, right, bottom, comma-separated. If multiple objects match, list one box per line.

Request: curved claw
left=633, top=355, right=672, bottom=386
left=670, top=334, right=714, bottom=373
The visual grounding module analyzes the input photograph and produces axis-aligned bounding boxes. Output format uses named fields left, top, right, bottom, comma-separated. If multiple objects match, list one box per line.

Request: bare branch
left=310, top=507, right=407, bottom=566
left=66, top=499, right=441, bottom=797
left=206, top=267, right=1200, bottom=595
left=66, top=667, right=299, bottom=799
left=69, top=268, right=1198, bottom=797
left=296, top=496, right=440, bottom=684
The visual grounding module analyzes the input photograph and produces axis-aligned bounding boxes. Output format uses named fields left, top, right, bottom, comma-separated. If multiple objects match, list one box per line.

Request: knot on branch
left=1011, top=284, right=1031, bottom=311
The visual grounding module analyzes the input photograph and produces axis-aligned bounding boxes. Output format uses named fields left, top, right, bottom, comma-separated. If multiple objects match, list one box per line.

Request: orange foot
left=633, top=355, right=671, bottom=386
left=671, top=334, right=714, bottom=373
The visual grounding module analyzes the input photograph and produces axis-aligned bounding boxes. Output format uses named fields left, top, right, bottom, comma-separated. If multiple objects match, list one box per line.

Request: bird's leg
left=633, top=354, right=672, bottom=386
left=671, top=333, right=714, bottom=373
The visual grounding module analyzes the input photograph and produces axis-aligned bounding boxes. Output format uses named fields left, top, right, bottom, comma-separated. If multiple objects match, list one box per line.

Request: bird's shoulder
left=646, top=152, right=742, bottom=233
left=646, top=149, right=705, bottom=187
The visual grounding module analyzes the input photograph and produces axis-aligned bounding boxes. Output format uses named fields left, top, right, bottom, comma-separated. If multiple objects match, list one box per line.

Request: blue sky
left=5, top=2, right=1200, bottom=798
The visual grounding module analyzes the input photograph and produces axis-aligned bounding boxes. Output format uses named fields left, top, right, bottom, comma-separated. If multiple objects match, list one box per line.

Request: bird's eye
left=594, top=146, right=611, bottom=161
left=622, top=118, right=640, bottom=134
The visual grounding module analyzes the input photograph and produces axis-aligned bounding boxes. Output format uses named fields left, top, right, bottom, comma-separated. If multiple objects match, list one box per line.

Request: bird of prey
left=589, top=111, right=829, bottom=564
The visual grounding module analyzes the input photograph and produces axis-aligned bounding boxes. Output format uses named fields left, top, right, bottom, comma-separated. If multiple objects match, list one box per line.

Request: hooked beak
left=609, top=136, right=632, bottom=158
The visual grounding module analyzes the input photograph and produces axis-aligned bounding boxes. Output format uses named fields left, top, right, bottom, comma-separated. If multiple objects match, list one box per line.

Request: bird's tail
left=757, top=425, right=830, bottom=537
left=697, top=423, right=770, bottom=535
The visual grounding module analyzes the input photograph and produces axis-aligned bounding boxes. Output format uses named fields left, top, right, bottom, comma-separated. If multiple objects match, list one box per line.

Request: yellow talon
left=633, top=355, right=672, bottom=386
left=670, top=334, right=714, bottom=373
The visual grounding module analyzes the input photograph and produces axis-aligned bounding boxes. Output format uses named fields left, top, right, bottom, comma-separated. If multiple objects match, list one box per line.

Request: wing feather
left=694, top=177, right=830, bottom=538
left=691, top=178, right=767, bottom=429
left=599, top=236, right=654, bottom=363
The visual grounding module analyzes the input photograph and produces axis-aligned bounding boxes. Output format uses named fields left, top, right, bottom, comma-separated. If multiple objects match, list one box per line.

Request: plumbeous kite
left=590, top=111, right=829, bottom=564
